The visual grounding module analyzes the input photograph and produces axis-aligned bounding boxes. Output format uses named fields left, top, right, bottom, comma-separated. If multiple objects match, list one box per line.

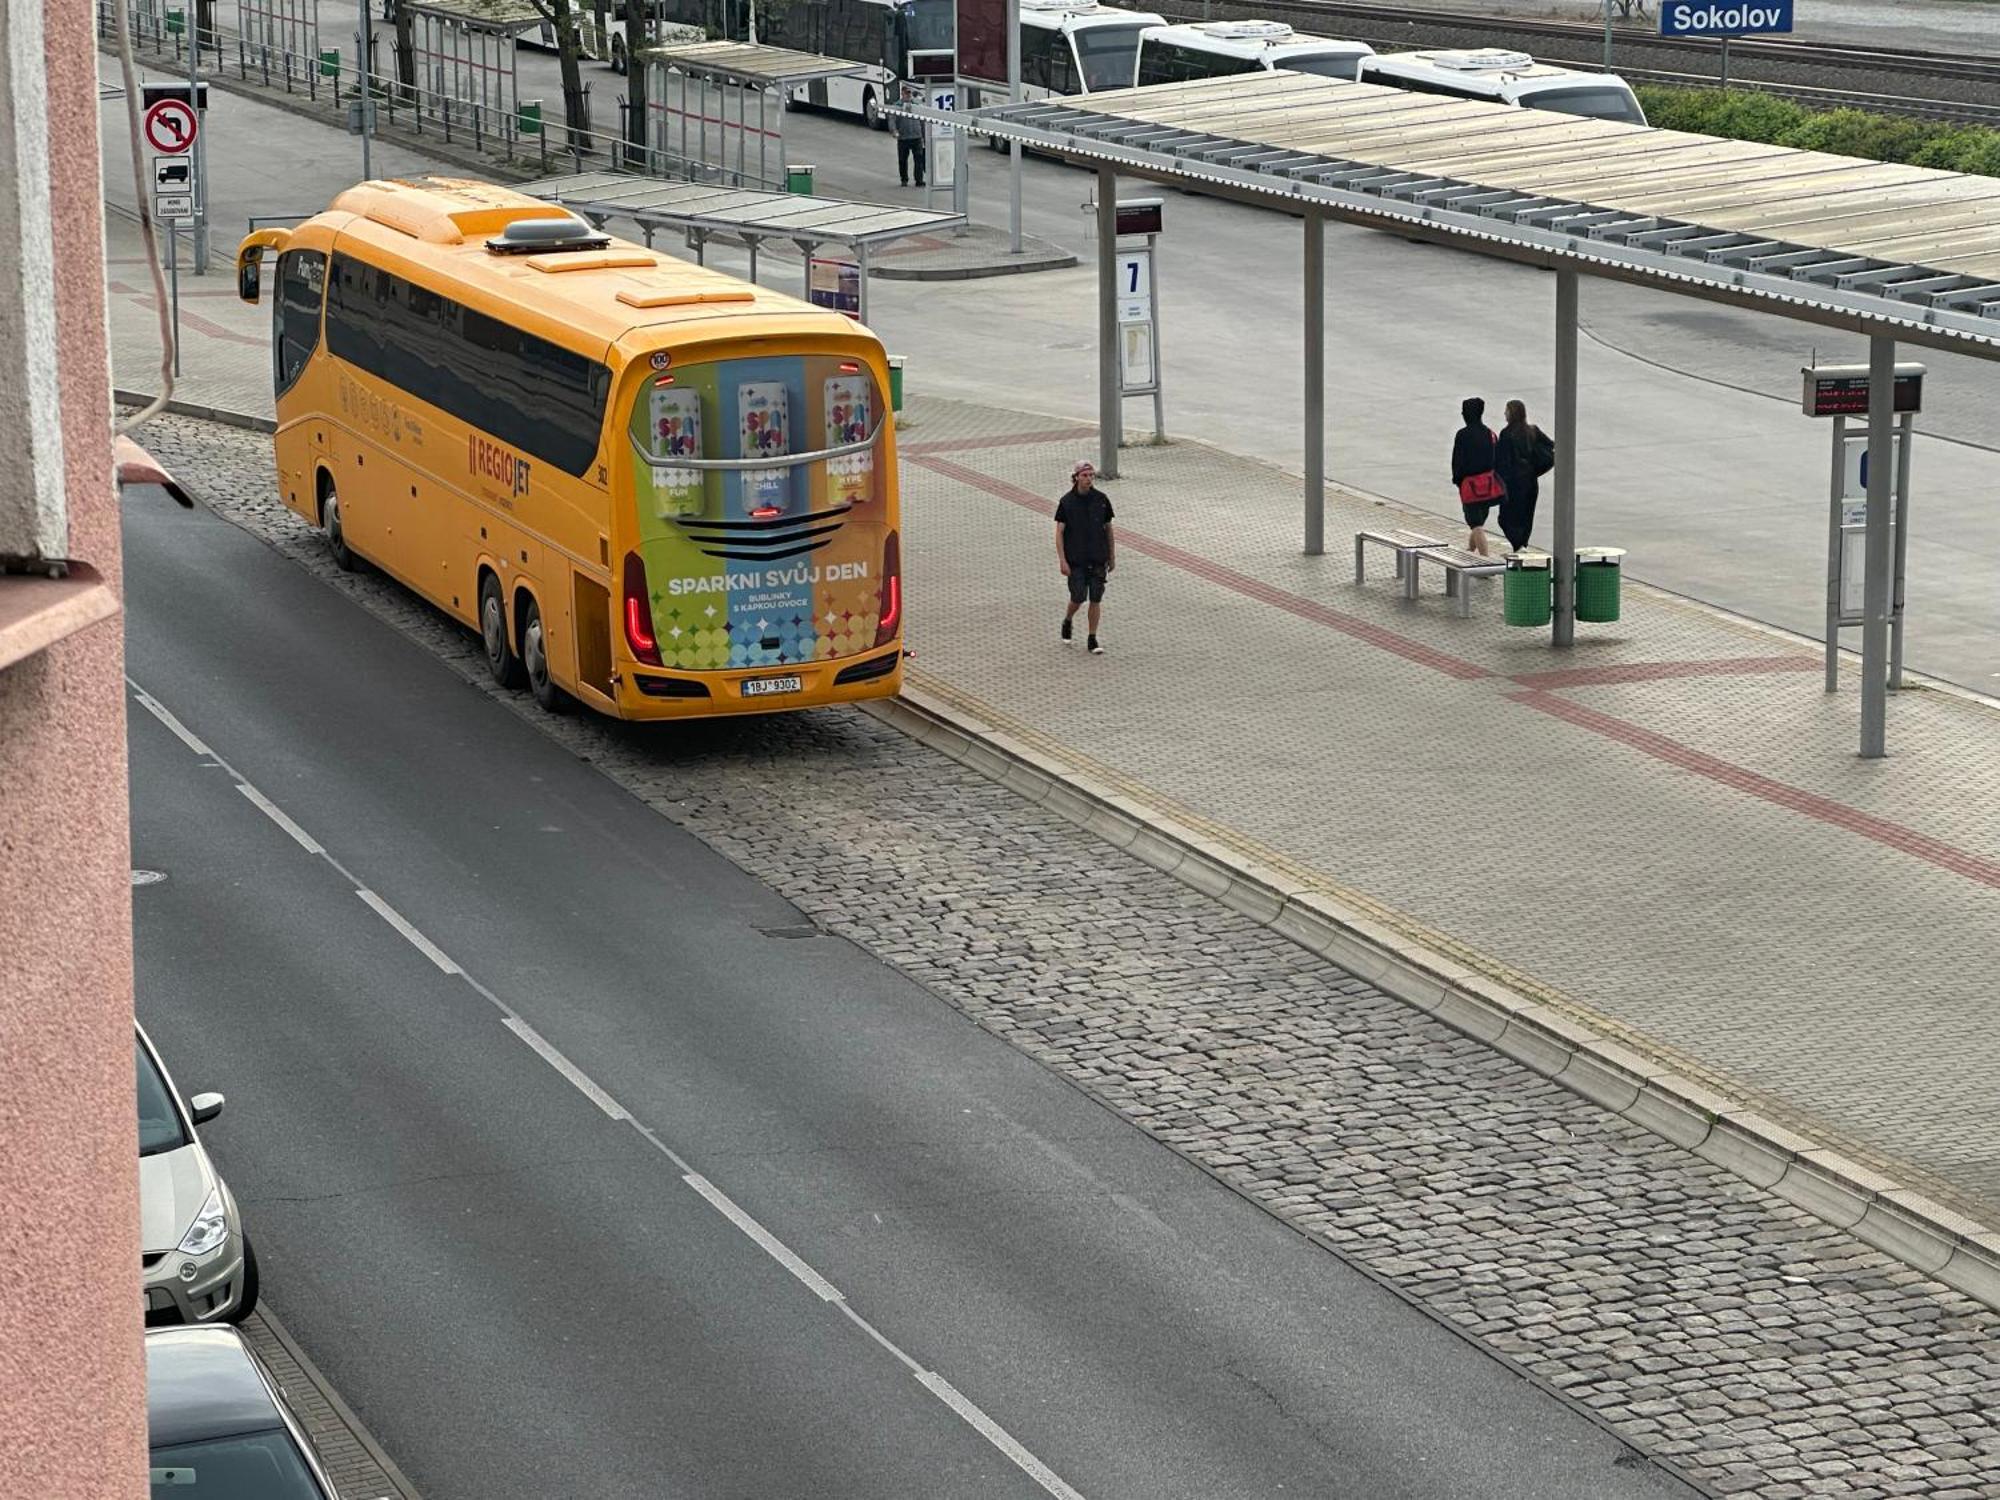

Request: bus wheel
left=521, top=596, right=566, bottom=714
left=322, top=479, right=357, bottom=572
left=863, top=88, right=881, bottom=130
left=480, top=573, right=524, bottom=689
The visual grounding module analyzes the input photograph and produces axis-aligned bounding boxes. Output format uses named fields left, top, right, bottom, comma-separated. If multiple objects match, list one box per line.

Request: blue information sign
left=1659, top=0, right=1792, bottom=36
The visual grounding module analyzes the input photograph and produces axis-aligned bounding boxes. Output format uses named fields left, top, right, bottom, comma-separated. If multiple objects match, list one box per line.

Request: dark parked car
left=146, top=1327, right=336, bottom=1499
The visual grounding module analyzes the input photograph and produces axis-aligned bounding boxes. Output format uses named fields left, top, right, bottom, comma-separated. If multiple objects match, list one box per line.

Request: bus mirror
left=237, top=251, right=261, bottom=304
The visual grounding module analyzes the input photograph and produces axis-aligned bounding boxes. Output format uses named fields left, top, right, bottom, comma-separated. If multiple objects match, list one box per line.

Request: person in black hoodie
left=1493, top=399, right=1556, bottom=553
left=1449, top=397, right=1504, bottom=556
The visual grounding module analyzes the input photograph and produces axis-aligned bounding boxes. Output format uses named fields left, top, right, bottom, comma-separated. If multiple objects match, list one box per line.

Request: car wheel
left=224, top=1236, right=260, bottom=1324
left=322, top=481, right=359, bottom=572
left=522, top=597, right=566, bottom=714
left=863, top=87, right=881, bottom=130
left=481, top=573, right=525, bottom=689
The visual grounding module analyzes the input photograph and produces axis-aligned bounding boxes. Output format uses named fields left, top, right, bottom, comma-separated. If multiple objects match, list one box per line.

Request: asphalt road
left=124, top=486, right=1702, bottom=1499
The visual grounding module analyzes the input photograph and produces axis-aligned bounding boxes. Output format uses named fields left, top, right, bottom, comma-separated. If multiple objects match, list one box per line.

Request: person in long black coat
left=1493, top=400, right=1556, bottom=553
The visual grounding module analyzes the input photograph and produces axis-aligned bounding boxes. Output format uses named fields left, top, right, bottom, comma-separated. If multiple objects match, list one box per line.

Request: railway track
left=1151, top=0, right=2000, bottom=124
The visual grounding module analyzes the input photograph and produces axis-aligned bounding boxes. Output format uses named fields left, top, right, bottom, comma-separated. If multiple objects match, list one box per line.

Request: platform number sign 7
left=1115, top=248, right=1151, bottom=320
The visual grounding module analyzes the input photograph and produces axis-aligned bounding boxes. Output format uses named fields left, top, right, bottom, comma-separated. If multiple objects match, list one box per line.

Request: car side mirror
left=189, top=1092, right=225, bottom=1125
left=236, top=254, right=261, bottom=304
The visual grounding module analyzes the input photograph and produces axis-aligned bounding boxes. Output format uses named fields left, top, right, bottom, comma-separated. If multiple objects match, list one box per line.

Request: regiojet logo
left=469, top=435, right=532, bottom=498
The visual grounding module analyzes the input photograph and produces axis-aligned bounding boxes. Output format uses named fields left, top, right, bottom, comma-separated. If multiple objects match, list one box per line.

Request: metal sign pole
left=1859, top=334, right=1894, bottom=759
left=1551, top=268, right=1579, bottom=647
left=168, top=227, right=182, bottom=377
left=1823, top=413, right=1844, bottom=692
left=1303, top=213, right=1324, bottom=557
left=1891, top=409, right=1914, bottom=690
left=188, top=8, right=208, bottom=272
left=1147, top=229, right=1164, bottom=443
left=1006, top=0, right=1021, bottom=255
left=1602, top=0, right=1612, bottom=69
left=359, top=0, right=373, bottom=177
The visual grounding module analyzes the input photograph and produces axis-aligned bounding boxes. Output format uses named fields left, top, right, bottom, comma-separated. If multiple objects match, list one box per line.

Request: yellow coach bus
left=236, top=177, right=902, bottom=718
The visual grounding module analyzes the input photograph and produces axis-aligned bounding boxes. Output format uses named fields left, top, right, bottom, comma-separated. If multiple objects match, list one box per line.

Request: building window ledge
left=0, top=563, right=119, bottom=670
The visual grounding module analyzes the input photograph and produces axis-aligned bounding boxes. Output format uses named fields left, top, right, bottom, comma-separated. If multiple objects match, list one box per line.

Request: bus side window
left=275, top=249, right=327, bottom=398
left=1020, top=25, right=1053, bottom=91
left=1046, top=31, right=1076, bottom=93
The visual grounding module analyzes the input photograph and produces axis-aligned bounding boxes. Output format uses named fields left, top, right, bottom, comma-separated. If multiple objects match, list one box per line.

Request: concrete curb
left=248, top=1306, right=423, bottom=1499
left=872, top=249, right=1078, bottom=281
left=865, top=685, right=2000, bottom=1313
left=116, top=389, right=276, bottom=433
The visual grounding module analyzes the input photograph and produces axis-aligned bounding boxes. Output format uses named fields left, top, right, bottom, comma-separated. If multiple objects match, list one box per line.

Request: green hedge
left=1635, top=85, right=2000, bottom=178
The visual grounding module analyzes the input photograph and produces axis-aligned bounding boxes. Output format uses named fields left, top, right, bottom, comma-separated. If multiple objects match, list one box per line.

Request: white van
left=962, top=0, right=1166, bottom=104
left=1137, top=20, right=1373, bottom=87
left=1358, top=48, right=1646, bottom=125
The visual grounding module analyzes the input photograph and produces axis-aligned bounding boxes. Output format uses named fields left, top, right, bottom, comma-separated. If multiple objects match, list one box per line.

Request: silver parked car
left=147, top=1326, right=336, bottom=1498
left=138, top=1024, right=259, bottom=1326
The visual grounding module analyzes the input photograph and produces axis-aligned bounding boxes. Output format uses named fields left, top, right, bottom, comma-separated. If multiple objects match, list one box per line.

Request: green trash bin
left=887, top=355, right=906, bottom=413
left=319, top=47, right=340, bottom=77
left=166, top=6, right=185, bottom=33
left=786, top=164, right=816, bottom=195
left=1503, top=550, right=1552, bottom=628
left=1574, top=546, right=1626, bottom=624
left=517, top=99, right=543, bottom=136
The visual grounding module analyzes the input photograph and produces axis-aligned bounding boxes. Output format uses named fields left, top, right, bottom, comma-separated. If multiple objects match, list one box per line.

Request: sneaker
left=1060, top=617, right=1074, bottom=644
left=1087, top=636, right=1104, bottom=655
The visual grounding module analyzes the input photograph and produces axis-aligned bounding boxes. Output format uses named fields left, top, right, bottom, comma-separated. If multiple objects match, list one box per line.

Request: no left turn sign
left=144, top=98, right=198, bottom=154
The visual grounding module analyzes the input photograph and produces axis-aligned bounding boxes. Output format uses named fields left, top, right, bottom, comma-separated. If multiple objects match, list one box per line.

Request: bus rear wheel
left=863, top=87, right=882, bottom=130
left=322, top=480, right=357, bottom=572
left=521, top=596, right=566, bottom=714
left=481, top=573, right=524, bottom=689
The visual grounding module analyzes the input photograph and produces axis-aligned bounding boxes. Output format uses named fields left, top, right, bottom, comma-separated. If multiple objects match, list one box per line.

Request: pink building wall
left=0, top=0, right=146, bottom=1491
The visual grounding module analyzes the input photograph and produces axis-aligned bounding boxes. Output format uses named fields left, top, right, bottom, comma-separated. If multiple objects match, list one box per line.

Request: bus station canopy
left=635, top=40, right=874, bottom=88
left=403, top=0, right=545, bottom=34
left=950, top=73, right=2000, bottom=357
left=520, top=172, right=965, bottom=250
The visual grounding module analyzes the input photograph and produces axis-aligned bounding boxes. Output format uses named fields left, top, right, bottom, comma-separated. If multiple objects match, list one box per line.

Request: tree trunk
left=549, top=0, right=591, bottom=149
left=393, top=4, right=418, bottom=106
left=624, top=0, right=648, bottom=167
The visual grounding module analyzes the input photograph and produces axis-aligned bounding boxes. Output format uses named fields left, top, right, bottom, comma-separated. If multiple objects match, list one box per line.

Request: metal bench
left=1408, top=546, right=1508, bottom=617
left=1354, top=527, right=1449, bottom=599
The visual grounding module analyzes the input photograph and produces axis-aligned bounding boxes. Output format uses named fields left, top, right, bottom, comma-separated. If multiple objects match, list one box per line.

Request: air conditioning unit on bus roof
left=1194, top=19, right=1293, bottom=40
left=1431, top=48, right=1536, bottom=71
left=1020, top=0, right=1104, bottom=13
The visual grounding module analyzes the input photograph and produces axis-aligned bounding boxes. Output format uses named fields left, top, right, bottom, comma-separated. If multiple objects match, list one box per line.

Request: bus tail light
left=623, top=552, right=663, bottom=666
left=874, top=531, right=902, bottom=646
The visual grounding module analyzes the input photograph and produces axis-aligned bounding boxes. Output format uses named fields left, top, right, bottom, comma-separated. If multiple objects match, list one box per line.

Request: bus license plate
left=743, top=674, right=802, bottom=698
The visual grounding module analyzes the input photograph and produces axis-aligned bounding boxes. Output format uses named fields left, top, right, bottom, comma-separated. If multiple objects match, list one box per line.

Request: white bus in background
left=516, top=13, right=703, bottom=75
left=1136, top=20, right=1372, bottom=87
left=771, top=0, right=960, bottom=129
left=961, top=0, right=1166, bottom=107
left=1358, top=48, right=1647, bottom=125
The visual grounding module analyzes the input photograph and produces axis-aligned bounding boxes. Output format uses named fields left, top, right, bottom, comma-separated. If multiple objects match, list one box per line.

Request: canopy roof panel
left=517, top=172, right=966, bottom=249
left=944, top=74, right=2000, bottom=354
left=636, top=40, right=872, bottom=87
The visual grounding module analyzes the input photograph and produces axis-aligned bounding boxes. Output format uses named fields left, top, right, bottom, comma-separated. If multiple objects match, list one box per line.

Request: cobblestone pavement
left=140, top=408, right=2000, bottom=1499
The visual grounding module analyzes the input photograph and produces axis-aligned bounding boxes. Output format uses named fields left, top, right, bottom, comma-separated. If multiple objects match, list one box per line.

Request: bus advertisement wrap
left=632, top=353, right=888, bottom=671
left=1659, top=0, right=1791, bottom=36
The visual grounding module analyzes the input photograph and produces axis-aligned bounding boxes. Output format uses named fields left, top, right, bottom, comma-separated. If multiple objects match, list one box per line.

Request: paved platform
left=897, top=397, right=2000, bottom=1236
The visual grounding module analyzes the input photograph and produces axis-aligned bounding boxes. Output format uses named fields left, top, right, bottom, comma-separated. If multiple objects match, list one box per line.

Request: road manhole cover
left=131, top=869, right=167, bottom=886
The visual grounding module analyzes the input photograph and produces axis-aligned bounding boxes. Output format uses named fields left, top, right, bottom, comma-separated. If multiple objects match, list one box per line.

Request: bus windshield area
left=1072, top=25, right=1146, bottom=91
left=901, top=0, right=954, bottom=54
left=1526, top=85, right=1644, bottom=124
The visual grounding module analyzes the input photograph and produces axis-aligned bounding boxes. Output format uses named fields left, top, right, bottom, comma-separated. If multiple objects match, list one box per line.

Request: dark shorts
left=1461, top=501, right=1495, bottom=529
left=1066, top=564, right=1108, bottom=604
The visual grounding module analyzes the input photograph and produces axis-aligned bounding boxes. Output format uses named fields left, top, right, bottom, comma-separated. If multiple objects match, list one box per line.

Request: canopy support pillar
left=1096, top=168, right=1119, bottom=480
left=1303, top=212, right=1325, bottom=557
left=1552, top=267, right=1578, bottom=648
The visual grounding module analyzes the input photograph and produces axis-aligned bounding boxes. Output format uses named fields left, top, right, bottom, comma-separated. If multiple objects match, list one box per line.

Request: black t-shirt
left=1055, top=487, right=1115, bottom=566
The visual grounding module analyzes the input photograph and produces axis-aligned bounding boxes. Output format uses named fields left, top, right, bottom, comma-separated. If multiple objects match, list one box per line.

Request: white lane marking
left=130, top=684, right=214, bottom=758
left=133, top=677, right=1089, bottom=1499
left=682, top=1173, right=845, bottom=1303
left=355, top=888, right=461, bottom=975
left=917, top=1370, right=1089, bottom=1500
left=237, top=783, right=326, bottom=855
left=502, top=1016, right=628, bottom=1121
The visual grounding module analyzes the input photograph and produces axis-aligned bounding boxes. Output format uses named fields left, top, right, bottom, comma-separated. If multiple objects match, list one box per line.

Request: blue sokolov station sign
left=1659, top=0, right=1793, bottom=36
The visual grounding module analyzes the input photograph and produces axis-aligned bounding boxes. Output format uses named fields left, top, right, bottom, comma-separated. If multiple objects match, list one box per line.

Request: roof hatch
left=485, top=215, right=613, bottom=255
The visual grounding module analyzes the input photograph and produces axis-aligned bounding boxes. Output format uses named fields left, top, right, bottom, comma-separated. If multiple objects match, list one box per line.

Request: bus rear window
left=1524, top=85, right=1644, bottom=124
